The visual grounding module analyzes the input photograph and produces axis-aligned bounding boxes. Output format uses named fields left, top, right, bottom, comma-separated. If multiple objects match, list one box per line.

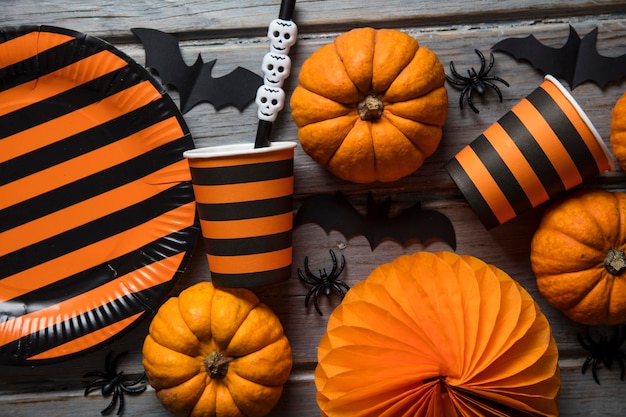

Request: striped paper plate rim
left=0, top=26, right=199, bottom=365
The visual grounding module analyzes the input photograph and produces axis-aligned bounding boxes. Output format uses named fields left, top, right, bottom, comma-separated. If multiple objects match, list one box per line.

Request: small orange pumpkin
left=531, top=189, right=626, bottom=325
left=290, top=27, right=448, bottom=183
left=316, top=251, right=559, bottom=416
left=142, top=282, right=292, bottom=417
left=610, top=91, right=626, bottom=170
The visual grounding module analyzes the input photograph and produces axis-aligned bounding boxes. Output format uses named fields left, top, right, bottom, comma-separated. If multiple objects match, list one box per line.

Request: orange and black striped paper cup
left=184, top=141, right=297, bottom=287
left=446, top=75, right=614, bottom=229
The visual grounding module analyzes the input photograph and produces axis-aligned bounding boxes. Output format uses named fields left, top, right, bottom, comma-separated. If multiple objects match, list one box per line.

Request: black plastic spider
left=84, top=351, right=147, bottom=415
left=298, top=249, right=349, bottom=316
left=446, top=49, right=509, bottom=113
left=577, top=325, right=626, bottom=384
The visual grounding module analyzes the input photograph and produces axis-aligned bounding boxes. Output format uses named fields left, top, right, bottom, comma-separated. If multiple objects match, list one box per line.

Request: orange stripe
left=0, top=253, right=184, bottom=348
left=482, top=122, right=549, bottom=207
left=192, top=177, right=293, bottom=204
left=27, top=313, right=143, bottom=361
left=454, top=147, right=516, bottom=225
left=0, top=50, right=129, bottom=119
left=188, top=148, right=294, bottom=169
left=541, top=80, right=613, bottom=172
left=0, top=32, right=73, bottom=68
left=0, top=160, right=189, bottom=256
left=0, top=80, right=161, bottom=163
left=200, top=212, right=293, bottom=239
left=0, top=116, right=185, bottom=210
left=0, top=202, right=196, bottom=303
left=511, top=98, right=582, bottom=190
left=207, top=247, right=292, bottom=274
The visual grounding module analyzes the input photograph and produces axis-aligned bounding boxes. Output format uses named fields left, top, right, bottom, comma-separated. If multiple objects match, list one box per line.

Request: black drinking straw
left=254, top=0, right=296, bottom=149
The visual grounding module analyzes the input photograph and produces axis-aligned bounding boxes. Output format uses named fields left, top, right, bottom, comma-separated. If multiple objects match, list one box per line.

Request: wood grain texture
left=2, top=1, right=626, bottom=415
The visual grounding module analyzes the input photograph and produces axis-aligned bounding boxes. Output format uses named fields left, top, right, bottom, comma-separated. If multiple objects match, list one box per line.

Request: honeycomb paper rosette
left=315, top=251, right=560, bottom=417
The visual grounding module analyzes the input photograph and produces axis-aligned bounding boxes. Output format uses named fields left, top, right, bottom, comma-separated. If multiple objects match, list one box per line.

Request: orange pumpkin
left=290, top=27, right=448, bottom=183
left=316, top=251, right=559, bottom=416
left=142, top=282, right=292, bottom=417
left=610, top=91, right=626, bottom=170
left=531, top=189, right=626, bottom=325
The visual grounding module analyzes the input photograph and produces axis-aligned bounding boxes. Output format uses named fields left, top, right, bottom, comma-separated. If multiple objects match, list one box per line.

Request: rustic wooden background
left=3, top=1, right=626, bottom=416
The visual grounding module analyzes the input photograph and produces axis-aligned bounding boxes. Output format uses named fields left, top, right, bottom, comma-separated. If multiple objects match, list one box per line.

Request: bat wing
left=294, top=193, right=368, bottom=241
left=572, top=28, right=626, bottom=89
left=492, top=25, right=581, bottom=88
left=380, top=203, right=456, bottom=251
left=185, top=61, right=263, bottom=112
left=131, top=28, right=199, bottom=107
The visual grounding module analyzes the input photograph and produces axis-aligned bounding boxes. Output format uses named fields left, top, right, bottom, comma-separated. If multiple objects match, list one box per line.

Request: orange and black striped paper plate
left=446, top=75, right=613, bottom=229
left=0, top=26, right=198, bottom=365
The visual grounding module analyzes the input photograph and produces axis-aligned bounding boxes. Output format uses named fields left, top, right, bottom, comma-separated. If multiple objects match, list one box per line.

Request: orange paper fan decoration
left=315, top=251, right=560, bottom=417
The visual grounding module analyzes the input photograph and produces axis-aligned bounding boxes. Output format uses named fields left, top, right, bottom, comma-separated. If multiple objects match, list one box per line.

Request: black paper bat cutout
left=492, top=25, right=626, bottom=89
left=294, top=192, right=456, bottom=251
left=131, top=28, right=263, bottom=113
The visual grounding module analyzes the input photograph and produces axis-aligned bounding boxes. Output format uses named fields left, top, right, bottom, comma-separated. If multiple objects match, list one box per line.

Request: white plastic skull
left=267, top=19, right=298, bottom=54
left=255, top=85, right=285, bottom=122
left=262, top=52, right=292, bottom=87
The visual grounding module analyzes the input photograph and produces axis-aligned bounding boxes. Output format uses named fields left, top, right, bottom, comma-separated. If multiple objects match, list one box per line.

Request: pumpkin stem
left=204, top=351, right=231, bottom=379
left=604, top=249, right=626, bottom=275
left=357, top=95, right=384, bottom=121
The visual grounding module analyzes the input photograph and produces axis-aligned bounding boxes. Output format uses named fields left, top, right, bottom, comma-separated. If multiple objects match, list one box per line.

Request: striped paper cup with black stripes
left=446, top=75, right=614, bottom=229
left=184, top=141, right=297, bottom=287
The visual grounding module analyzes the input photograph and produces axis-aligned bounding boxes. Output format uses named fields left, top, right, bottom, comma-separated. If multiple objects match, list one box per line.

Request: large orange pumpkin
left=531, top=189, right=626, bottom=325
left=142, top=282, right=292, bottom=417
left=316, top=251, right=560, bottom=416
left=290, top=27, right=448, bottom=183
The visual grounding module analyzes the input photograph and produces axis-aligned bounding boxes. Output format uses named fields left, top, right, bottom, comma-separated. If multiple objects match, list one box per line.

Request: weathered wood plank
left=3, top=0, right=626, bottom=38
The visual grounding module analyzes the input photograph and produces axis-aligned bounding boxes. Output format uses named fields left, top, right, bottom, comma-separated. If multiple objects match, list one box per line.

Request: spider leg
left=84, top=378, right=109, bottom=396
left=335, top=253, right=346, bottom=278
left=483, top=76, right=510, bottom=87
left=304, top=287, right=315, bottom=308
left=334, top=280, right=351, bottom=295
left=449, top=61, right=470, bottom=82
left=458, top=86, right=469, bottom=109
left=312, top=286, right=324, bottom=316
left=591, top=357, right=601, bottom=385
left=445, top=75, right=469, bottom=86
left=116, top=389, right=125, bottom=416
left=328, top=250, right=338, bottom=277
left=298, top=266, right=319, bottom=286
left=122, top=372, right=147, bottom=390
left=482, top=81, right=504, bottom=102
left=331, top=282, right=348, bottom=299
left=466, top=86, right=480, bottom=114
left=100, top=390, right=119, bottom=415
left=473, top=49, right=487, bottom=77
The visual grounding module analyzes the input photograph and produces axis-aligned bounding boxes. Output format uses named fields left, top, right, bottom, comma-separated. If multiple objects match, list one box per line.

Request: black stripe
left=0, top=133, right=193, bottom=233
left=0, top=182, right=194, bottom=279
left=469, top=135, right=533, bottom=216
left=0, top=98, right=174, bottom=186
left=210, top=265, right=292, bottom=288
left=197, top=195, right=293, bottom=221
left=0, top=64, right=153, bottom=141
left=445, top=157, right=500, bottom=229
left=190, top=158, right=293, bottom=185
left=526, top=87, right=600, bottom=179
left=0, top=281, right=174, bottom=364
left=0, top=226, right=198, bottom=318
left=204, top=230, right=292, bottom=256
left=0, top=38, right=86, bottom=92
left=498, top=111, right=566, bottom=198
